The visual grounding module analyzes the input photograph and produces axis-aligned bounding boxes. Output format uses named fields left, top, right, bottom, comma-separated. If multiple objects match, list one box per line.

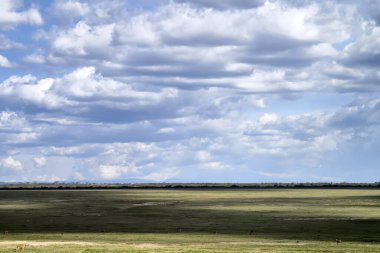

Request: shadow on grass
left=0, top=189, right=379, bottom=243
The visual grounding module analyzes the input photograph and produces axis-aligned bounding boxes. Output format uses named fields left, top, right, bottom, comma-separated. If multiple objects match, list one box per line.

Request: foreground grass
left=0, top=189, right=379, bottom=252
left=1, top=233, right=379, bottom=253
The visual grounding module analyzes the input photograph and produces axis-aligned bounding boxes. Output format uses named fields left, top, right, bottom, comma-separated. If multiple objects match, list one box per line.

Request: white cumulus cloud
left=0, top=156, right=23, bottom=172
left=33, top=157, right=47, bottom=168
left=98, top=164, right=138, bottom=179
left=0, top=54, right=12, bottom=68
left=0, top=0, right=43, bottom=29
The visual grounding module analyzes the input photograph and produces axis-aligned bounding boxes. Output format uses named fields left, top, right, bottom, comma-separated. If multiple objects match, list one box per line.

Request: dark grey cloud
left=341, top=52, right=380, bottom=68
left=328, top=99, right=380, bottom=128
left=343, top=0, right=380, bottom=25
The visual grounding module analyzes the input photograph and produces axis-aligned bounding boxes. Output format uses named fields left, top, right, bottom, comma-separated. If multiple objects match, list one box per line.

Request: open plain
left=0, top=188, right=379, bottom=252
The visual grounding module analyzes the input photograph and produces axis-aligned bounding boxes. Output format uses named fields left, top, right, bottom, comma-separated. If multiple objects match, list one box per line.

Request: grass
left=0, top=189, right=379, bottom=252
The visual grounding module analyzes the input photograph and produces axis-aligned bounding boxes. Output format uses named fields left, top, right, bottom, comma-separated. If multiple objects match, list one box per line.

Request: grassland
left=0, top=189, right=379, bottom=252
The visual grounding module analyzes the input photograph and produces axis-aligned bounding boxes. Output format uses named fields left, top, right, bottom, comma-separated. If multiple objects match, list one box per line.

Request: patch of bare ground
left=0, top=240, right=308, bottom=248
left=283, top=217, right=369, bottom=220
left=0, top=240, right=99, bottom=246
left=132, top=201, right=183, bottom=207
left=0, top=240, right=167, bottom=249
left=130, top=243, right=165, bottom=249
left=198, top=241, right=309, bottom=246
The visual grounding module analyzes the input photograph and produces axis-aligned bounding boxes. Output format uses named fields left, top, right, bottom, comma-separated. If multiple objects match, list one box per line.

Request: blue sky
left=0, top=0, right=379, bottom=183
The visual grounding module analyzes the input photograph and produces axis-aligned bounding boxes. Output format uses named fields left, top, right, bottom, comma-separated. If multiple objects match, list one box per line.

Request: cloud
left=340, top=26, right=380, bottom=68
left=0, top=111, right=39, bottom=146
left=23, top=52, right=45, bottom=64
left=52, top=0, right=90, bottom=22
left=0, top=54, right=12, bottom=68
left=0, top=156, right=23, bottom=172
left=201, top=161, right=227, bottom=170
left=0, top=0, right=379, bottom=182
left=0, top=67, right=179, bottom=122
left=257, top=171, right=298, bottom=179
left=32, top=1, right=357, bottom=94
left=0, top=34, right=23, bottom=50
left=33, top=157, right=46, bottom=168
left=52, top=0, right=127, bottom=25
left=351, top=0, right=380, bottom=26
left=196, top=151, right=212, bottom=162
left=33, top=175, right=62, bottom=182
left=0, top=111, right=26, bottom=128
left=174, top=0, right=265, bottom=10
left=2, top=95, right=379, bottom=182
left=317, top=61, right=380, bottom=93
left=329, top=98, right=380, bottom=128
left=0, top=0, right=43, bottom=29
left=98, top=164, right=138, bottom=179
left=259, top=113, right=279, bottom=124
left=51, top=21, right=114, bottom=57
left=142, top=168, right=179, bottom=182
left=12, top=1, right=376, bottom=105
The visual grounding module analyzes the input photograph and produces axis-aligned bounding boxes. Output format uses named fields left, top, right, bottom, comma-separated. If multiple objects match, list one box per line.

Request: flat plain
left=0, top=188, right=379, bottom=252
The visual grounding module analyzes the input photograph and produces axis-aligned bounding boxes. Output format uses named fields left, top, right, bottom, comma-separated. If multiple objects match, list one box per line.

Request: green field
left=0, top=189, right=379, bottom=252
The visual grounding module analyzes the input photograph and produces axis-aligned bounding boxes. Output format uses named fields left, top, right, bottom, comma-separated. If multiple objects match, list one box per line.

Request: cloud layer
left=0, top=0, right=379, bottom=182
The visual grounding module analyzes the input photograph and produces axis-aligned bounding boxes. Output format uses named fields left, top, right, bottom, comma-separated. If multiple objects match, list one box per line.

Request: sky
left=0, top=0, right=379, bottom=183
